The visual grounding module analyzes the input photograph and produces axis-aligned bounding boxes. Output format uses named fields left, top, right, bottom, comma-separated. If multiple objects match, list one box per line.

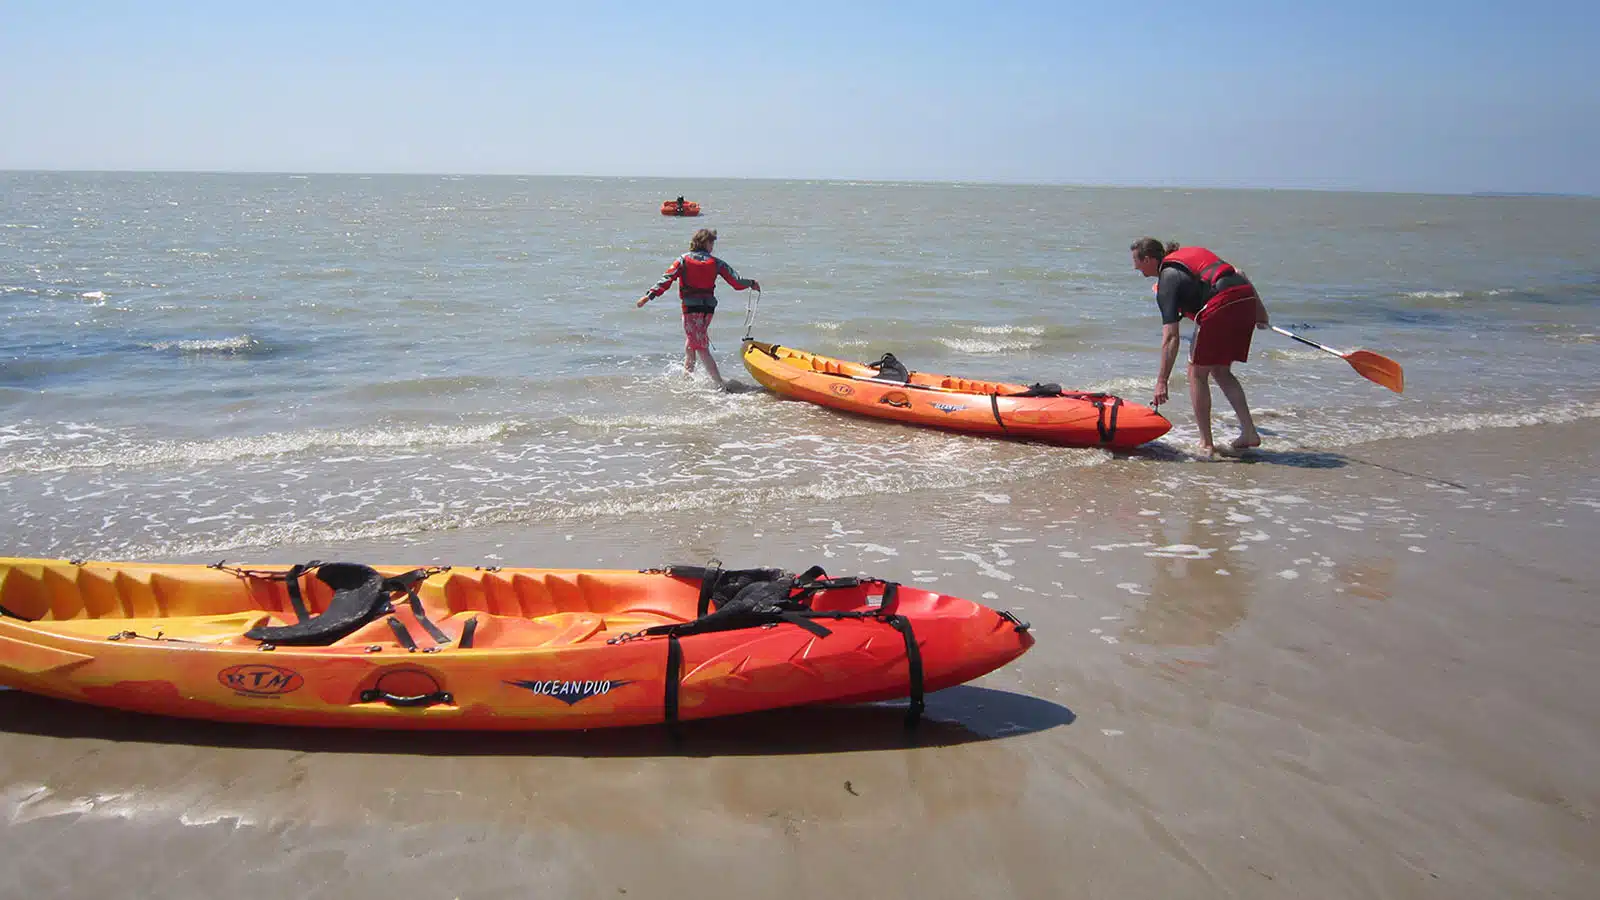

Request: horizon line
left=1, top=167, right=1593, bottom=200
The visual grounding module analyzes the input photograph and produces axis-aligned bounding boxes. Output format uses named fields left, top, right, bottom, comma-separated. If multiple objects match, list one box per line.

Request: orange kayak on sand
left=660, top=199, right=701, bottom=216
left=741, top=340, right=1171, bottom=449
left=0, top=557, right=1033, bottom=731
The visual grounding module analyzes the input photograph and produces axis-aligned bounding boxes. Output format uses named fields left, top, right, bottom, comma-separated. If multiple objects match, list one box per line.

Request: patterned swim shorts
left=682, top=311, right=713, bottom=352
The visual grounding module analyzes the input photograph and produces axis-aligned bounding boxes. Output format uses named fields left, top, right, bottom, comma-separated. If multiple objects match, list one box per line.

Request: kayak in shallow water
left=741, top=339, right=1171, bottom=449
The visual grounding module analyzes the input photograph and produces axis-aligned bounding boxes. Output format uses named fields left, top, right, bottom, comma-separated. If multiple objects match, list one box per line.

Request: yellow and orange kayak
left=0, top=557, right=1032, bottom=731
left=741, top=340, right=1171, bottom=449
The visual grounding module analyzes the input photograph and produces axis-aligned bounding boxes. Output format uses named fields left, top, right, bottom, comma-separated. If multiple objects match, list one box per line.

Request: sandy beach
left=3, top=417, right=1595, bottom=899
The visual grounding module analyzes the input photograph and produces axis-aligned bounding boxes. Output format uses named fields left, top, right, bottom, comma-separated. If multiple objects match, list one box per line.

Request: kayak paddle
left=1271, top=325, right=1404, bottom=393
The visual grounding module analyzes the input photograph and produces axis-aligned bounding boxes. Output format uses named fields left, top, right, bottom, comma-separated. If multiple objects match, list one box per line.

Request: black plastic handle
left=360, top=689, right=453, bottom=708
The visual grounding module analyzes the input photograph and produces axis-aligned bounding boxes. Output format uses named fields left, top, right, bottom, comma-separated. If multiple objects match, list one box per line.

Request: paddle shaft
left=1271, top=325, right=1347, bottom=357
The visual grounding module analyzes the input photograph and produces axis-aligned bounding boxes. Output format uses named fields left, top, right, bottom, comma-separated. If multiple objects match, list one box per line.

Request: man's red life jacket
left=1159, top=246, right=1255, bottom=313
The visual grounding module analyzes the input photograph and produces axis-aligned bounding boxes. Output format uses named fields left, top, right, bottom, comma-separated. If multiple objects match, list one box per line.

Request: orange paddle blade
left=1344, top=350, right=1404, bottom=393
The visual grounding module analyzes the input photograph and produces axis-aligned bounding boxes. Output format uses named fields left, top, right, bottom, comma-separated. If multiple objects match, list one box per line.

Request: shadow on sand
left=1126, top=439, right=1472, bottom=489
left=0, top=684, right=1074, bottom=758
left=1126, top=441, right=1352, bottom=469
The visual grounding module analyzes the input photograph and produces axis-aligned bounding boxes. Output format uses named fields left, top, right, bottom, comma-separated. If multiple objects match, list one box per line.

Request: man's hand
left=1153, top=379, right=1169, bottom=408
left=636, top=296, right=650, bottom=308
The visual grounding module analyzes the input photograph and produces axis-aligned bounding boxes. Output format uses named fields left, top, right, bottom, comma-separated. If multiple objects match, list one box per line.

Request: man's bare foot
left=1230, top=433, right=1262, bottom=451
left=1197, top=444, right=1216, bottom=459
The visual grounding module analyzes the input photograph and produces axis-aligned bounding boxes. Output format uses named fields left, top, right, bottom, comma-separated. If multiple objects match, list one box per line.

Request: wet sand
left=3, top=419, right=1597, bottom=899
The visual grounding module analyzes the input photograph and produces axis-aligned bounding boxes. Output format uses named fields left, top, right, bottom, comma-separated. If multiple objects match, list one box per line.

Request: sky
left=1, top=0, right=1596, bottom=195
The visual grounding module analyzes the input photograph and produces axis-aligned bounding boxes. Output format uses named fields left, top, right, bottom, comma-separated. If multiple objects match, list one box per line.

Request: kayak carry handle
left=360, top=688, right=454, bottom=708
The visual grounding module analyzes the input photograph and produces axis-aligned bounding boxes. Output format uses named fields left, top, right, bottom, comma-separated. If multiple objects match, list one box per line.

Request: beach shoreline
left=2, top=417, right=1596, bottom=899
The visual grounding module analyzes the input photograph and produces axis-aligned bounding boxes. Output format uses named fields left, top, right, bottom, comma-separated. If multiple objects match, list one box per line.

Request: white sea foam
left=1146, top=544, right=1217, bottom=559
left=1312, top=401, right=1600, bottom=448
left=936, top=337, right=1039, bottom=354
left=76, top=445, right=1094, bottom=561
left=971, top=324, right=1046, bottom=336
left=142, top=335, right=258, bottom=353
left=1079, top=375, right=1153, bottom=397
left=0, top=422, right=519, bottom=475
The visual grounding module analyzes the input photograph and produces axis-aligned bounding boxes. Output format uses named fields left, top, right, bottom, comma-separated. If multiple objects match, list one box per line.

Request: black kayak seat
left=1007, top=382, right=1064, bottom=397
left=867, top=352, right=911, bottom=383
left=244, top=563, right=391, bottom=647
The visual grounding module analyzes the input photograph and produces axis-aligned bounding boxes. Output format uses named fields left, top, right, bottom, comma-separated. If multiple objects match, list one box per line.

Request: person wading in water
left=1130, top=237, right=1270, bottom=456
left=637, top=228, right=760, bottom=390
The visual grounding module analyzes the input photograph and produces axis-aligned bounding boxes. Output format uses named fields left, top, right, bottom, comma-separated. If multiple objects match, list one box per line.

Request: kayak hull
left=741, top=340, right=1170, bottom=449
left=0, top=557, right=1033, bottom=731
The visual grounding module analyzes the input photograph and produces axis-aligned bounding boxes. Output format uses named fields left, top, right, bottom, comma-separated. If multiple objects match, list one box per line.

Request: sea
left=5, top=172, right=1600, bottom=900
left=2, top=172, right=1597, bottom=562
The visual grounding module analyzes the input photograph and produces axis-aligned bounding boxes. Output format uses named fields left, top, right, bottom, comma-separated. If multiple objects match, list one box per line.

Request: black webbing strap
left=284, top=562, right=316, bottom=623
left=664, top=634, right=684, bottom=740
left=404, top=586, right=451, bottom=645
left=382, top=569, right=450, bottom=646
left=1092, top=396, right=1123, bottom=444
left=884, top=614, right=925, bottom=728
left=386, top=615, right=418, bottom=652
left=696, top=565, right=723, bottom=618
left=459, top=616, right=479, bottom=649
left=881, top=581, right=900, bottom=609
left=989, top=393, right=1006, bottom=429
left=777, top=611, right=833, bottom=637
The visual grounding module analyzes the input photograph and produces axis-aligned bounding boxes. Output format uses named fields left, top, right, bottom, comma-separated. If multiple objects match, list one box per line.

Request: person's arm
left=1155, top=323, right=1181, bottom=406
left=637, top=257, right=683, bottom=307
left=1152, top=268, right=1189, bottom=406
left=717, top=258, right=759, bottom=291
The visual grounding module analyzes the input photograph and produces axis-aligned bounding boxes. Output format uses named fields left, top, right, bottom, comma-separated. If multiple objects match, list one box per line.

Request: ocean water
left=2, top=172, right=1597, bottom=560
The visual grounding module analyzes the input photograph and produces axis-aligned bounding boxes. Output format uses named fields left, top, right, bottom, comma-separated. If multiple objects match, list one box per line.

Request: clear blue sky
left=2, top=0, right=1595, bottom=194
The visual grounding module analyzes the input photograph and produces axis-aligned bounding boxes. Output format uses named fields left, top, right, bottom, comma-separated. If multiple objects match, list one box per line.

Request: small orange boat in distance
left=741, top=340, right=1170, bottom=449
left=0, top=557, right=1033, bottom=731
left=661, top=198, right=701, bottom=216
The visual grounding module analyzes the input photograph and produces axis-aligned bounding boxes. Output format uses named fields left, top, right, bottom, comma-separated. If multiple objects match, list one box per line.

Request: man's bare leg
left=1213, top=366, right=1261, bottom=449
left=1189, top=364, right=1216, bottom=456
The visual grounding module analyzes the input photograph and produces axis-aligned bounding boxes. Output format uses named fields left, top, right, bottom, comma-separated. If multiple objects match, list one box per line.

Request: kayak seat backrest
left=868, top=353, right=911, bottom=383
left=1007, top=382, right=1064, bottom=397
left=243, top=563, right=391, bottom=646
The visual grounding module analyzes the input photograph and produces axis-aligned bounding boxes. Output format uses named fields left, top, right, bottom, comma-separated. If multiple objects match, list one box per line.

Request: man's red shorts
left=1191, top=285, right=1259, bottom=366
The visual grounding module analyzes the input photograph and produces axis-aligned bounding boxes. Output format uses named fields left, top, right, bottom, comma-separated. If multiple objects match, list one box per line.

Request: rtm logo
left=218, top=664, right=305, bottom=697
